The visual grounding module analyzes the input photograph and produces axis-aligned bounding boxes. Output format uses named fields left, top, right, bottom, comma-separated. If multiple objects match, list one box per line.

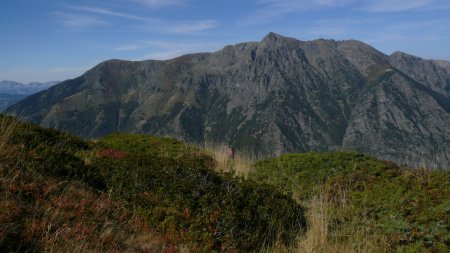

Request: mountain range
left=0, top=80, right=58, bottom=111
left=5, top=33, right=450, bottom=168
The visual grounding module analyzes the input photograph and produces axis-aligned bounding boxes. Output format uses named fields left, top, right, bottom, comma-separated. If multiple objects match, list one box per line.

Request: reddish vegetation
left=0, top=168, right=181, bottom=252
left=96, top=148, right=127, bottom=159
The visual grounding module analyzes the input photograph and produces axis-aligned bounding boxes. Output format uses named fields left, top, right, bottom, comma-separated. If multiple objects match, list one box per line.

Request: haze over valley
left=0, top=80, right=58, bottom=111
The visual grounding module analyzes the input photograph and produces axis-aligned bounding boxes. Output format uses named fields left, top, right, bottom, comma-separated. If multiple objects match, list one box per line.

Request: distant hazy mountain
left=6, top=33, right=450, bottom=168
left=0, top=80, right=58, bottom=111
left=0, top=80, right=59, bottom=94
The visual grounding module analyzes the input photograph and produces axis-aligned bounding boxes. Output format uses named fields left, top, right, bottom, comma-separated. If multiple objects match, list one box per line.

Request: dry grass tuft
left=0, top=116, right=18, bottom=152
left=295, top=192, right=355, bottom=253
left=265, top=187, right=383, bottom=253
left=203, top=142, right=254, bottom=177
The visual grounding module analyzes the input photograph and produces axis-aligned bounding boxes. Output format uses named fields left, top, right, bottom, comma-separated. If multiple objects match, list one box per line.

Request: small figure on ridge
left=226, top=146, right=235, bottom=160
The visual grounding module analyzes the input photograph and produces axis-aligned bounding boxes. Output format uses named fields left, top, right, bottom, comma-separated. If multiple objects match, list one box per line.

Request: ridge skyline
left=6, top=32, right=450, bottom=168
left=2, top=0, right=450, bottom=82
left=4, top=32, right=448, bottom=84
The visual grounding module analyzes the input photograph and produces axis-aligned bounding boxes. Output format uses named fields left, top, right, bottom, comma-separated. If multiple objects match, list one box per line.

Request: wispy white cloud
left=131, top=0, right=184, bottom=7
left=59, top=4, right=217, bottom=34
left=134, top=19, right=218, bottom=34
left=240, top=0, right=353, bottom=26
left=258, top=0, right=442, bottom=11
left=66, top=5, right=155, bottom=22
left=55, top=12, right=107, bottom=29
left=258, top=0, right=352, bottom=8
left=121, top=40, right=223, bottom=60
left=161, top=20, right=218, bottom=34
left=356, top=0, right=438, bottom=12
left=241, top=0, right=448, bottom=26
left=114, top=44, right=144, bottom=51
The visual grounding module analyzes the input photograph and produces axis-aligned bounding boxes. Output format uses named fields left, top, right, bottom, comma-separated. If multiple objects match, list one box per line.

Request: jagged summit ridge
left=261, top=32, right=291, bottom=43
left=6, top=33, right=450, bottom=168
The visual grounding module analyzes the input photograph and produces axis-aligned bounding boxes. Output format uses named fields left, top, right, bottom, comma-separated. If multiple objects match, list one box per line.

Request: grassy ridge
left=250, top=152, right=450, bottom=252
left=93, top=134, right=305, bottom=251
left=0, top=116, right=162, bottom=252
left=0, top=115, right=306, bottom=252
left=1, top=114, right=448, bottom=252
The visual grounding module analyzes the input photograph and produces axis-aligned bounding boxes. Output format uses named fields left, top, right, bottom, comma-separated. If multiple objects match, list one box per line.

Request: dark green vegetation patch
left=94, top=134, right=305, bottom=251
left=250, top=152, right=450, bottom=252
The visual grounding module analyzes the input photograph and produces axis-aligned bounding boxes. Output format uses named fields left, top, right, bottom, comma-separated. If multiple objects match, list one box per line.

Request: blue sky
left=1, top=0, right=450, bottom=83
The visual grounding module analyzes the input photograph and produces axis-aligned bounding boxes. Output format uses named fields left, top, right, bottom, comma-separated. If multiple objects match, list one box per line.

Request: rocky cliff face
left=6, top=33, right=450, bottom=168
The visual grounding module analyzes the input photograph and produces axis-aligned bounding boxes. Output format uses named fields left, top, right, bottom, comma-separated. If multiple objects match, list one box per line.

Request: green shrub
left=250, top=151, right=450, bottom=252
left=250, top=151, right=388, bottom=199
left=327, top=167, right=450, bottom=252
left=93, top=135, right=306, bottom=251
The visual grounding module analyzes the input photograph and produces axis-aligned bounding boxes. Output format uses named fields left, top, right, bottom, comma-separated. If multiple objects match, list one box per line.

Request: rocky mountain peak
left=260, top=32, right=299, bottom=48
left=5, top=34, right=450, bottom=168
left=262, top=32, right=285, bottom=42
